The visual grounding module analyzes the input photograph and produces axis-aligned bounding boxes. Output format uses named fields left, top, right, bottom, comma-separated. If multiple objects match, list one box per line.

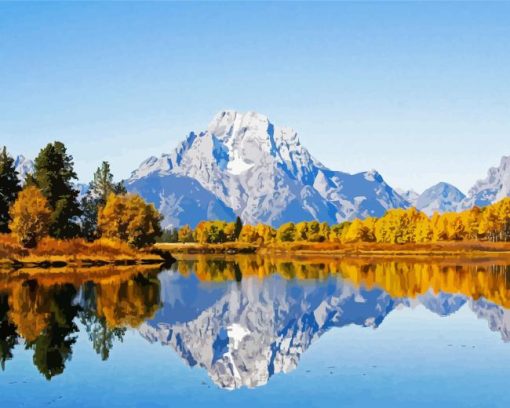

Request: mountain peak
left=207, top=110, right=299, bottom=146
left=460, top=155, right=510, bottom=209
left=128, top=111, right=407, bottom=227
left=416, top=182, right=465, bottom=215
left=14, top=154, right=34, bottom=181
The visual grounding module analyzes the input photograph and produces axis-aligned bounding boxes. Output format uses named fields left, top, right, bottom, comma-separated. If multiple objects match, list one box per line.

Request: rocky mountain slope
left=14, top=154, right=34, bottom=181
left=459, top=156, right=510, bottom=210
left=127, top=111, right=408, bottom=228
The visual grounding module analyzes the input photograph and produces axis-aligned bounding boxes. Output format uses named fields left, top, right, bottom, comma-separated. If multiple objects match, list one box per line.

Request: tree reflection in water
left=2, top=257, right=510, bottom=385
left=0, top=268, right=161, bottom=379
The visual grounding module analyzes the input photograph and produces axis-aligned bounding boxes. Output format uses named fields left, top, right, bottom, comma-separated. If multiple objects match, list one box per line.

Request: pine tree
left=0, top=146, right=21, bottom=233
left=234, top=216, right=243, bottom=241
left=81, top=161, right=126, bottom=241
left=32, top=142, right=81, bottom=238
left=89, top=161, right=126, bottom=204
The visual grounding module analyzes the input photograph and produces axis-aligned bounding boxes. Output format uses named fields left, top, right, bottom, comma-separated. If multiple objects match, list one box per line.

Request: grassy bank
left=0, top=235, right=168, bottom=270
left=156, top=242, right=258, bottom=254
left=156, top=241, right=510, bottom=257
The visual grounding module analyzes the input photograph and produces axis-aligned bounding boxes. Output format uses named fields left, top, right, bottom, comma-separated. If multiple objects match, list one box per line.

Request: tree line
left=0, top=143, right=161, bottom=249
left=163, top=200, right=510, bottom=245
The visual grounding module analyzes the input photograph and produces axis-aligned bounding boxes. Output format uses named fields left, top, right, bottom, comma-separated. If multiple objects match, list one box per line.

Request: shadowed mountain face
left=127, top=111, right=409, bottom=228
left=139, top=260, right=510, bottom=390
left=415, top=182, right=466, bottom=215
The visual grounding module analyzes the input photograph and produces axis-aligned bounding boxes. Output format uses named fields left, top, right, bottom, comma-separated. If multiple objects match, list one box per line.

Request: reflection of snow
left=139, top=273, right=398, bottom=390
left=139, top=268, right=510, bottom=390
left=228, top=324, right=250, bottom=349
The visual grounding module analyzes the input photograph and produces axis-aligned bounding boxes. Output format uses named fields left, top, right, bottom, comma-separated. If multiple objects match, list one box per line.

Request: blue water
left=1, top=259, right=510, bottom=407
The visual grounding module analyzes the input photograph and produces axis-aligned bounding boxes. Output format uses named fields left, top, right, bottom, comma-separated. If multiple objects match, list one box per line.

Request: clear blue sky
left=1, top=2, right=509, bottom=193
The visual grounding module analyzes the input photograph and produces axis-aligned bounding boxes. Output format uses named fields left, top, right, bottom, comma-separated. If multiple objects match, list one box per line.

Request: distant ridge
left=14, top=113, right=510, bottom=228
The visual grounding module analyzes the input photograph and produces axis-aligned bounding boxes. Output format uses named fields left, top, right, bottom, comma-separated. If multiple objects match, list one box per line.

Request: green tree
left=157, top=228, right=179, bottom=243
left=0, top=146, right=21, bottom=233
left=25, top=284, right=80, bottom=380
left=234, top=216, right=243, bottom=241
left=0, top=294, right=19, bottom=370
left=81, top=162, right=126, bottom=241
left=32, top=142, right=81, bottom=238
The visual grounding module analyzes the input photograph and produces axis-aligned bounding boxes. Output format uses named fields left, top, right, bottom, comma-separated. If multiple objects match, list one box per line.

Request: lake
left=2, top=255, right=510, bottom=407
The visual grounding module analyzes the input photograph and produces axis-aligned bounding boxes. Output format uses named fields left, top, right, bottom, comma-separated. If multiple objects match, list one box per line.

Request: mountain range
left=14, top=110, right=510, bottom=228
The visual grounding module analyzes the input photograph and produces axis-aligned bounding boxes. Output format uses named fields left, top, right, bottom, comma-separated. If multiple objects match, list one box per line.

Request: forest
left=162, top=200, right=510, bottom=246
left=0, top=143, right=162, bottom=263
left=3, top=142, right=510, bottom=259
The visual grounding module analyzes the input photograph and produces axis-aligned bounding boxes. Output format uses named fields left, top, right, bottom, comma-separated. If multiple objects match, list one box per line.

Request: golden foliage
left=175, top=255, right=510, bottom=309
left=95, top=274, right=161, bottom=328
left=8, top=186, right=52, bottom=248
left=98, top=193, right=162, bottom=248
left=194, top=220, right=238, bottom=244
left=166, top=198, right=510, bottom=248
left=177, top=224, right=194, bottom=243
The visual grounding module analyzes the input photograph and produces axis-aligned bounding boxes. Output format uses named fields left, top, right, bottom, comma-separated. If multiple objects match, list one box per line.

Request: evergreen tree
left=0, top=146, right=21, bottom=233
left=0, top=293, right=19, bottom=370
left=32, top=142, right=81, bottom=238
left=81, top=161, right=126, bottom=241
left=234, top=216, right=243, bottom=241
left=89, top=161, right=126, bottom=204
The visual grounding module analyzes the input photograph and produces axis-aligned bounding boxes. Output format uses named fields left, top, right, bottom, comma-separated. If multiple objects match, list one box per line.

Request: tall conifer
left=0, top=146, right=21, bottom=233
left=32, top=142, right=81, bottom=238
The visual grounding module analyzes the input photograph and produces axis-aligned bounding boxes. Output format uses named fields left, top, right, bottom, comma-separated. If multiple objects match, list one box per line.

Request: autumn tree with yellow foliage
left=97, top=193, right=162, bottom=248
left=159, top=197, right=510, bottom=247
left=9, top=186, right=52, bottom=248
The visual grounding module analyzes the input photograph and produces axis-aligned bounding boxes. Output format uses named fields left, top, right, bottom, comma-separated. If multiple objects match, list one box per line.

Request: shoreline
left=0, top=248, right=175, bottom=271
left=156, top=241, right=510, bottom=258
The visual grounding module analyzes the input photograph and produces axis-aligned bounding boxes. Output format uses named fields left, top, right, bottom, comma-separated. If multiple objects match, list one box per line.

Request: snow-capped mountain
left=395, top=188, right=419, bottom=207
left=14, top=155, right=34, bottom=182
left=459, top=156, right=510, bottom=210
left=127, top=111, right=409, bottom=228
left=415, top=182, right=466, bottom=216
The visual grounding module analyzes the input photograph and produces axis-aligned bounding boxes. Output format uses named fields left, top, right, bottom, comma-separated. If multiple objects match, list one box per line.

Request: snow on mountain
left=127, top=110, right=408, bottom=228
left=415, top=182, right=466, bottom=216
left=12, top=155, right=88, bottom=199
left=14, top=155, right=34, bottom=182
left=395, top=188, right=419, bottom=207
left=459, top=156, right=510, bottom=210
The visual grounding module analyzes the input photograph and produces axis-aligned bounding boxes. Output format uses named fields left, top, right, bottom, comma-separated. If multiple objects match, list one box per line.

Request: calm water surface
left=2, top=256, right=510, bottom=407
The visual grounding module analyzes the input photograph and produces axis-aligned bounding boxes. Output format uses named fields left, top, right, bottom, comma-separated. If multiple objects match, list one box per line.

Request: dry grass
left=0, top=234, right=164, bottom=270
left=156, top=242, right=258, bottom=254
left=0, top=234, right=28, bottom=259
left=261, top=241, right=510, bottom=255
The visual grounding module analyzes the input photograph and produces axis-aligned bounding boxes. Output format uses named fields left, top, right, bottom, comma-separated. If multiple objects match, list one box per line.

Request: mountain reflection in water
left=2, top=257, right=510, bottom=390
